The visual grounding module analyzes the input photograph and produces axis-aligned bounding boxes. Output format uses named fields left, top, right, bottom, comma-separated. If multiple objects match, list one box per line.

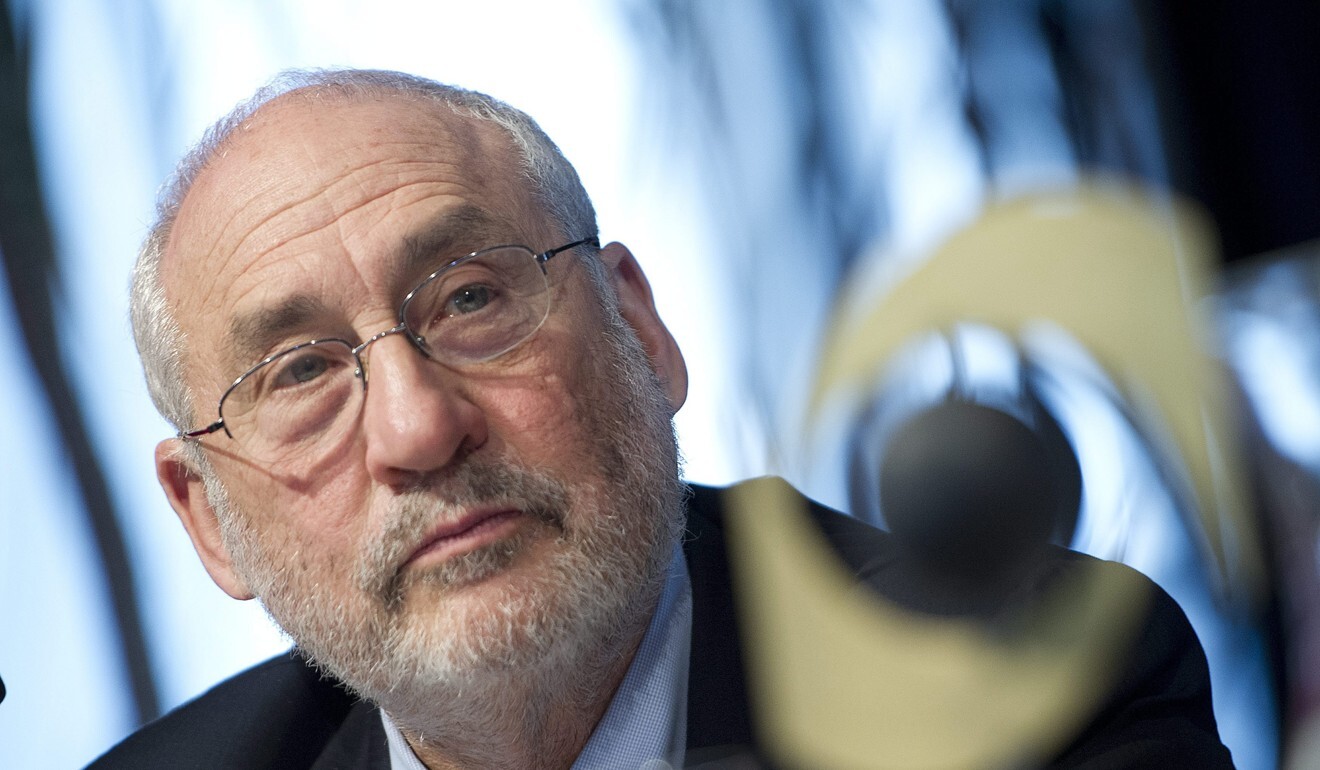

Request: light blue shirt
left=382, top=546, right=693, bottom=769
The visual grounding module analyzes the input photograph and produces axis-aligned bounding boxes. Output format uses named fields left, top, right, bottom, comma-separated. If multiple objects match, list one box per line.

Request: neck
left=391, top=623, right=647, bottom=770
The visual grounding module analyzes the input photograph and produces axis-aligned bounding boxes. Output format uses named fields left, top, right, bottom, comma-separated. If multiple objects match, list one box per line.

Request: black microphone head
left=878, top=400, right=1076, bottom=615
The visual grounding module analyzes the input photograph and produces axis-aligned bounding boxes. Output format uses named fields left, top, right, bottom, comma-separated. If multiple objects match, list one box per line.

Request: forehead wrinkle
left=192, top=102, right=511, bottom=285
left=195, top=159, right=477, bottom=327
left=211, top=154, right=446, bottom=274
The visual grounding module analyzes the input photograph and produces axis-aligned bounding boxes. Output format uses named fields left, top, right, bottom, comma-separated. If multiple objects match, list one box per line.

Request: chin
left=304, top=537, right=632, bottom=702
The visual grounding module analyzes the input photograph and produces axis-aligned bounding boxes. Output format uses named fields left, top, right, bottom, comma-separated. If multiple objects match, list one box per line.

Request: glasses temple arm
left=538, top=236, right=600, bottom=265
left=180, top=420, right=225, bottom=439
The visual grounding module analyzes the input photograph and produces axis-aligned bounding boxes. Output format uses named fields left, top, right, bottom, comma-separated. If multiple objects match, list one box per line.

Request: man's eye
left=448, top=284, right=494, bottom=315
left=273, top=352, right=331, bottom=388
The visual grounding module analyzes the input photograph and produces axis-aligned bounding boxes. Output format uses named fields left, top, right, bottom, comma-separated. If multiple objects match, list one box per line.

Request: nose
left=357, top=326, right=488, bottom=486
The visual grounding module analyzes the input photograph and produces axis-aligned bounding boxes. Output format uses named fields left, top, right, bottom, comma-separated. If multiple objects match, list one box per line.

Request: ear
left=599, top=241, right=688, bottom=412
left=155, top=440, right=255, bottom=600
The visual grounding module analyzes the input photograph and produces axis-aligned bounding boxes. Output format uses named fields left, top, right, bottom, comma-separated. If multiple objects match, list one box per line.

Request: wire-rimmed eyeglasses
left=180, top=236, right=598, bottom=467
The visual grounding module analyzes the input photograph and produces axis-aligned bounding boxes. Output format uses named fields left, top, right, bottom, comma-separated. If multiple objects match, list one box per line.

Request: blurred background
left=1, top=0, right=1317, bottom=767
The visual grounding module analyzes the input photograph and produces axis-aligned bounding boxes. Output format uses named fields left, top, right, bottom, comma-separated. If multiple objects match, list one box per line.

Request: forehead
left=163, top=92, right=546, bottom=378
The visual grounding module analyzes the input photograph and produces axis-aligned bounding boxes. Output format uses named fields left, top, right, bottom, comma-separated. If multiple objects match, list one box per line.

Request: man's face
left=157, top=93, right=687, bottom=707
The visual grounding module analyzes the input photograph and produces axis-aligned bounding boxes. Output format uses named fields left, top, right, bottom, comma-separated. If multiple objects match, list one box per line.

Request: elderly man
left=93, top=69, right=1232, bottom=769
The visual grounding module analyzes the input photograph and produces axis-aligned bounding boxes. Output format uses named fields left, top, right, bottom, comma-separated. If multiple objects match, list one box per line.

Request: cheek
left=218, top=456, right=371, bottom=568
left=466, top=312, right=596, bottom=432
left=482, top=376, right=589, bottom=458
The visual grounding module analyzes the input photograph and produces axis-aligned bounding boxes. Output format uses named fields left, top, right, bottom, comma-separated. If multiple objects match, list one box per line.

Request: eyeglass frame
left=180, top=235, right=600, bottom=442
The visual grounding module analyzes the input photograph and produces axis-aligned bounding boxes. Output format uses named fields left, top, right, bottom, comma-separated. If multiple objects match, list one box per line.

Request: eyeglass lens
left=403, top=246, right=552, bottom=363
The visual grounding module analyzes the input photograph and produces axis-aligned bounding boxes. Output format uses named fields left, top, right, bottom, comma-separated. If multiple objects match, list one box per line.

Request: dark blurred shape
left=879, top=400, right=1082, bottom=618
left=0, top=673, right=6, bottom=704
left=1149, top=0, right=1320, bottom=263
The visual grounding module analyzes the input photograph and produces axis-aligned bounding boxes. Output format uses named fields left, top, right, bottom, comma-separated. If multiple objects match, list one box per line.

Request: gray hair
left=130, top=68, right=600, bottom=439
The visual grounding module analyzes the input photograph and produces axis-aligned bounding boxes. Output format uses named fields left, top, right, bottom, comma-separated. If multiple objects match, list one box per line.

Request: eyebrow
left=395, top=205, right=509, bottom=285
left=225, top=294, right=328, bottom=373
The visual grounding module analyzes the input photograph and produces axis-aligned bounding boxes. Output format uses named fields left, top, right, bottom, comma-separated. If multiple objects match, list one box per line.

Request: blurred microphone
left=874, top=400, right=1081, bottom=620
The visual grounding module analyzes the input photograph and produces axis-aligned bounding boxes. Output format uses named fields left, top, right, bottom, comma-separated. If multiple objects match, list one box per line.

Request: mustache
left=357, top=459, right=571, bottom=601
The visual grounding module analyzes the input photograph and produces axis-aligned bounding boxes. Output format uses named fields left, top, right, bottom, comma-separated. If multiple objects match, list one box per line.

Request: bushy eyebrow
left=394, top=204, right=508, bottom=285
left=225, top=293, right=327, bottom=372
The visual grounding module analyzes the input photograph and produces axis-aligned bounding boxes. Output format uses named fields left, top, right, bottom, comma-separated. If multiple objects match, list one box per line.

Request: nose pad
left=352, top=323, right=410, bottom=388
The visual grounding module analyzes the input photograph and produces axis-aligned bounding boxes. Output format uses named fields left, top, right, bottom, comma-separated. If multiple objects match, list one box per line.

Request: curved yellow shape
left=726, top=477, right=1148, bottom=768
left=811, top=182, right=1260, bottom=600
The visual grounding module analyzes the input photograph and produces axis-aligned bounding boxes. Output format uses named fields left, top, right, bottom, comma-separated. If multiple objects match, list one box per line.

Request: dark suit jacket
left=89, top=482, right=1233, bottom=768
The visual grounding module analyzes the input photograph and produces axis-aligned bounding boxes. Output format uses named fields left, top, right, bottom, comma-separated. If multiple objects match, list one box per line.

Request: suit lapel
left=310, top=701, right=391, bottom=770
left=682, top=485, right=758, bottom=757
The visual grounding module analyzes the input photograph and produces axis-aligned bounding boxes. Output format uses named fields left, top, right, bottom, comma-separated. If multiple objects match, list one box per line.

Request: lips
left=401, top=507, right=524, bottom=570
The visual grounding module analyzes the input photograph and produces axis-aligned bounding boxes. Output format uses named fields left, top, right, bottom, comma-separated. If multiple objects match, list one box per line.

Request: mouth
left=400, top=507, right=526, bottom=571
